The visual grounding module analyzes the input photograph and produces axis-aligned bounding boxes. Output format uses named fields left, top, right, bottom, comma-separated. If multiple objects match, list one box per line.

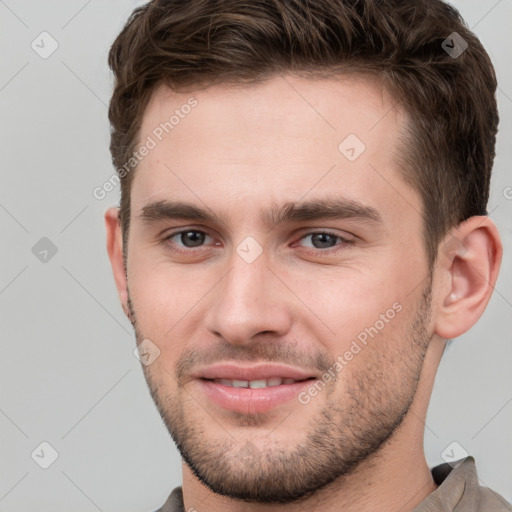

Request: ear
left=105, top=207, right=130, bottom=320
left=434, top=216, right=503, bottom=339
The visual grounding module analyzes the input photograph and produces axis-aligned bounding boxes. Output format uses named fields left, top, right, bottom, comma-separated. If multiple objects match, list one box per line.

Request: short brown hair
left=108, top=0, right=498, bottom=271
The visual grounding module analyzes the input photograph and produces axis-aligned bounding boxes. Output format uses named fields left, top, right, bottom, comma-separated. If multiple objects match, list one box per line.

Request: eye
left=162, top=229, right=216, bottom=252
left=294, top=231, right=354, bottom=252
left=161, top=229, right=354, bottom=256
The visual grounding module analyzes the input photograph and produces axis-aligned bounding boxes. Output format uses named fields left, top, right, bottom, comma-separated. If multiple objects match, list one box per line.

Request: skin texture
left=105, top=75, right=502, bottom=511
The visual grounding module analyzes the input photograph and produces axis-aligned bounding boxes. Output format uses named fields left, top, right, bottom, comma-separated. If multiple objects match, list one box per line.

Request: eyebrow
left=139, top=197, right=382, bottom=229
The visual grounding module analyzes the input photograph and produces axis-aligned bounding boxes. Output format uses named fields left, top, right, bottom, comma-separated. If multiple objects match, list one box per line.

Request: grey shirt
left=154, top=456, right=511, bottom=512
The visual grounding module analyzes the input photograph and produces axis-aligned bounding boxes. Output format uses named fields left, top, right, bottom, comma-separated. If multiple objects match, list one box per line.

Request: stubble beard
left=127, top=280, right=433, bottom=504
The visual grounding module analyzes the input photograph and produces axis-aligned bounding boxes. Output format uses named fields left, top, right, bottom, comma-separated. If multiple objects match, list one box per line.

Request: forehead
left=131, top=74, right=418, bottom=228
left=141, top=74, right=401, bottom=149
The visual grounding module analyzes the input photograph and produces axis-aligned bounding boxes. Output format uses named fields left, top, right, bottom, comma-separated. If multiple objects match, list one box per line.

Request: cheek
left=318, top=299, right=416, bottom=401
left=128, top=260, right=212, bottom=342
left=285, top=262, right=409, bottom=344
left=127, top=240, right=419, bottom=356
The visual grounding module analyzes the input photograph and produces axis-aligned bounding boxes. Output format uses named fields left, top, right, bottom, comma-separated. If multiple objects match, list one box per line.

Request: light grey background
left=0, top=1, right=511, bottom=510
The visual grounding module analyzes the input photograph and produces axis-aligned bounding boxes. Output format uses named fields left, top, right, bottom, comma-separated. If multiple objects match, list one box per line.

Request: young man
left=104, top=1, right=510, bottom=510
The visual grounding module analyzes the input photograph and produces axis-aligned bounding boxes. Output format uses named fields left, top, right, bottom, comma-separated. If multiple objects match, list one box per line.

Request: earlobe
left=434, top=216, right=503, bottom=340
left=104, top=207, right=130, bottom=319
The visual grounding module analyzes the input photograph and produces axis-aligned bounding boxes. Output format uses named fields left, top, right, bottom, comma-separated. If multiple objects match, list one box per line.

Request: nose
left=204, top=245, right=293, bottom=346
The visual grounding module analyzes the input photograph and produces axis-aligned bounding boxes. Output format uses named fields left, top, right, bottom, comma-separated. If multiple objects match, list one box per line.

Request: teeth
left=249, top=379, right=267, bottom=389
left=213, top=377, right=304, bottom=388
left=232, top=380, right=249, bottom=388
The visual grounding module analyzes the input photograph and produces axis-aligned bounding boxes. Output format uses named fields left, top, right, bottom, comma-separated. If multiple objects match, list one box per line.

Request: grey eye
left=177, top=231, right=207, bottom=247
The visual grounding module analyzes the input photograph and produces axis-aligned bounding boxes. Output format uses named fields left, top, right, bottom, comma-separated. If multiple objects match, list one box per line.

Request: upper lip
left=194, top=363, right=318, bottom=381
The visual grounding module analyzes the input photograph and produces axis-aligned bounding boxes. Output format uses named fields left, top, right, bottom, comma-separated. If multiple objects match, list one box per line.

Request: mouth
left=200, top=376, right=316, bottom=388
left=196, top=377, right=318, bottom=414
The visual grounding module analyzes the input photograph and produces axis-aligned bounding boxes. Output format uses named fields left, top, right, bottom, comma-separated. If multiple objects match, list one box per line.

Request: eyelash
left=161, top=229, right=354, bottom=255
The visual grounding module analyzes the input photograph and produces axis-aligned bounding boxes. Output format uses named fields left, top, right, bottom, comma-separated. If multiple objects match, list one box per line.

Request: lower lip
left=196, top=378, right=316, bottom=414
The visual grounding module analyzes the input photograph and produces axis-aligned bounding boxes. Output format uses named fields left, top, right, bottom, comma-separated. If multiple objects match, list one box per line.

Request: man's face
left=124, top=75, right=434, bottom=502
